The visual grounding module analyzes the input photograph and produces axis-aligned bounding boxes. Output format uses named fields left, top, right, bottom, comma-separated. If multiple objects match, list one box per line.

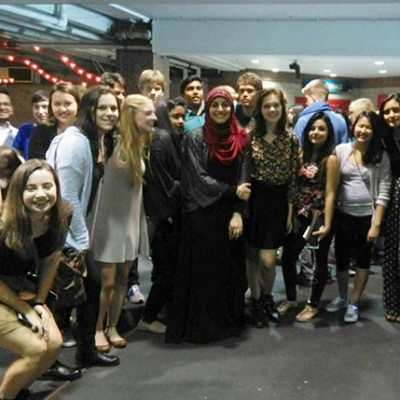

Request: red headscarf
left=204, top=87, right=248, bottom=165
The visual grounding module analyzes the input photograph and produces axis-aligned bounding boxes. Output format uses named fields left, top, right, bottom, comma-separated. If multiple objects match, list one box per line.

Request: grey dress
left=90, top=141, right=148, bottom=263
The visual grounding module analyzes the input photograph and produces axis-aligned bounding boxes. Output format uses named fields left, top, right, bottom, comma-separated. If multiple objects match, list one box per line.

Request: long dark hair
left=302, top=112, right=336, bottom=175
left=0, top=146, right=22, bottom=201
left=75, top=85, right=119, bottom=161
left=352, top=111, right=383, bottom=165
left=378, top=92, right=400, bottom=137
left=253, top=88, right=287, bottom=136
left=2, top=159, right=70, bottom=259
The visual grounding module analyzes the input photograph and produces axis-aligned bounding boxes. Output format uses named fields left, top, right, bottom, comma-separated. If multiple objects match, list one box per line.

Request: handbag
left=51, top=248, right=87, bottom=308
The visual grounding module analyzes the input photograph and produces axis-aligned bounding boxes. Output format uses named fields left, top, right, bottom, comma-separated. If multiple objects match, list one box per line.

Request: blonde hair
left=117, top=94, right=153, bottom=186
left=138, top=69, right=165, bottom=91
left=302, top=79, right=329, bottom=101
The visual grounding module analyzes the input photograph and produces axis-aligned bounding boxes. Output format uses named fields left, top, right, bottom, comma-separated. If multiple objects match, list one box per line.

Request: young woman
left=47, top=85, right=120, bottom=367
left=280, top=112, right=339, bottom=322
left=247, top=88, right=298, bottom=328
left=28, top=82, right=80, bottom=160
left=91, top=94, right=151, bottom=351
left=0, top=159, right=70, bottom=400
left=0, top=146, right=22, bottom=214
left=166, top=87, right=251, bottom=344
left=325, top=111, right=391, bottom=323
left=378, top=93, right=400, bottom=322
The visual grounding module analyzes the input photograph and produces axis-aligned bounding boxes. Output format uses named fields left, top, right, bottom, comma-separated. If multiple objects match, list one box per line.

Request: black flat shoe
left=262, top=294, right=281, bottom=322
left=41, top=360, right=82, bottom=381
left=76, top=350, right=120, bottom=367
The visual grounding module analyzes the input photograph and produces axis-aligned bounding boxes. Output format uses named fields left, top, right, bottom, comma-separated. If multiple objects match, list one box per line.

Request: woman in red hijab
left=166, top=87, right=251, bottom=344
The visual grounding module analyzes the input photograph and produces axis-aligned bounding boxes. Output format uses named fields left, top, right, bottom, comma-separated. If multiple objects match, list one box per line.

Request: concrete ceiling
left=1, top=1, right=400, bottom=79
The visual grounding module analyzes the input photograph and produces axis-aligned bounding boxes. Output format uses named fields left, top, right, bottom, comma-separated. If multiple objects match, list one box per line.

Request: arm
left=314, top=155, right=340, bottom=238
left=49, top=134, right=90, bottom=250
left=0, top=279, right=43, bottom=336
left=181, top=132, right=230, bottom=208
left=367, top=204, right=385, bottom=242
left=151, top=131, right=180, bottom=200
left=34, top=251, right=61, bottom=304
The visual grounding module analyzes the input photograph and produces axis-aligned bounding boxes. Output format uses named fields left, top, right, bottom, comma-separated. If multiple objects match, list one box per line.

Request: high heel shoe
left=95, top=330, right=111, bottom=353
left=106, top=326, right=127, bottom=348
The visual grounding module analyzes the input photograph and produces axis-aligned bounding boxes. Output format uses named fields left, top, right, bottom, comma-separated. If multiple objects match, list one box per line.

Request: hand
left=25, top=308, right=44, bottom=337
left=236, top=183, right=251, bottom=201
left=228, top=213, right=243, bottom=240
left=367, top=225, right=380, bottom=242
left=313, top=225, right=330, bottom=240
left=33, top=304, right=52, bottom=341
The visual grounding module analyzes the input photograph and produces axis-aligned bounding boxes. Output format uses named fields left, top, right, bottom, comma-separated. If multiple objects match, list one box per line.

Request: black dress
left=165, top=129, right=251, bottom=344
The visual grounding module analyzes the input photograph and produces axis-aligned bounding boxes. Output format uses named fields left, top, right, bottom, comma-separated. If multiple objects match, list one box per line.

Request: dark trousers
left=281, top=215, right=333, bottom=307
left=142, top=219, right=179, bottom=322
left=76, top=251, right=101, bottom=353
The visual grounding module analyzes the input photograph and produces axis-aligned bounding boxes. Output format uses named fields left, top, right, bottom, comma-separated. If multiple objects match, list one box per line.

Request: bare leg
left=0, top=315, right=62, bottom=399
left=350, top=268, right=369, bottom=304
left=107, top=260, right=133, bottom=342
left=96, top=262, right=116, bottom=348
left=246, top=247, right=262, bottom=300
left=259, top=249, right=278, bottom=296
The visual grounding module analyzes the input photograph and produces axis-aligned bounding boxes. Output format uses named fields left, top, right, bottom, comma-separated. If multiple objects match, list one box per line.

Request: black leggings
left=281, top=215, right=334, bottom=307
left=334, top=210, right=373, bottom=271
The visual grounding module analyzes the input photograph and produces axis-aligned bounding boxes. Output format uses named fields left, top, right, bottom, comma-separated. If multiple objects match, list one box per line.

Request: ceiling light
left=323, top=69, right=331, bottom=73
left=374, top=61, right=384, bottom=65
left=379, top=70, right=387, bottom=74
left=330, top=73, right=337, bottom=78
left=251, top=59, right=260, bottom=64
left=271, top=68, right=279, bottom=73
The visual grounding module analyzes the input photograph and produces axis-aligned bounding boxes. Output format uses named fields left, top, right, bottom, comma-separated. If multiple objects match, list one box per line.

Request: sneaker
left=244, top=288, right=252, bottom=307
left=277, top=300, right=298, bottom=315
left=344, top=303, right=359, bottom=323
left=296, top=305, right=318, bottom=322
left=127, top=284, right=145, bottom=304
left=325, top=296, right=347, bottom=313
left=137, top=319, right=166, bottom=334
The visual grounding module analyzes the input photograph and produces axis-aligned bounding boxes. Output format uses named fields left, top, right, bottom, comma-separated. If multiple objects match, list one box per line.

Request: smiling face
left=183, top=80, right=204, bottom=107
left=0, top=93, right=13, bottom=122
left=136, top=99, right=157, bottom=135
left=32, top=100, right=49, bottom=124
left=209, top=97, right=231, bottom=125
left=23, top=168, right=57, bottom=216
left=354, top=116, right=373, bottom=144
left=308, top=118, right=329, bottom=147
left=261, top=93, right=283, bottom=124
left=383, top=98, right=400, bottom=129
left=95, top=93, right=119, bottom=135
left=51, top=91, right=78, bottom=130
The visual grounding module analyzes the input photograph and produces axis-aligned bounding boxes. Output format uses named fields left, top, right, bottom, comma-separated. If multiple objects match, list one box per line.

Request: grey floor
left=1, top=257, right=400, bottom=400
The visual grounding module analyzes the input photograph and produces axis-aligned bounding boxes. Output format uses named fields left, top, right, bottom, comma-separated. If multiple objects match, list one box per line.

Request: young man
left=138, top=69, right=165, bottom=106
left=235, top=72, right=263, bottom=129
left=13, top=90, right=49, bottom=160
left=0, top=86, right=18, bottom=147
left=100, top=71, right=126, bottom=104
left=180, top=75, right=205, bottom=134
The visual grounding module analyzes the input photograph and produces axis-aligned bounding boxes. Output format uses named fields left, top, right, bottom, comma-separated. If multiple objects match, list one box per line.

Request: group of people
left=0, top=68, right=400, bottom=399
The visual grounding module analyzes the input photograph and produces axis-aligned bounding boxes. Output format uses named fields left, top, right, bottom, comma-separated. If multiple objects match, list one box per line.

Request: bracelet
left=33, top=302, right=45, bottom=307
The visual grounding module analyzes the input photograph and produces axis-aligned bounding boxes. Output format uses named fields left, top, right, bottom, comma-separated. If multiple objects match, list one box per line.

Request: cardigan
left=335, top=142, right=392, bottom=209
